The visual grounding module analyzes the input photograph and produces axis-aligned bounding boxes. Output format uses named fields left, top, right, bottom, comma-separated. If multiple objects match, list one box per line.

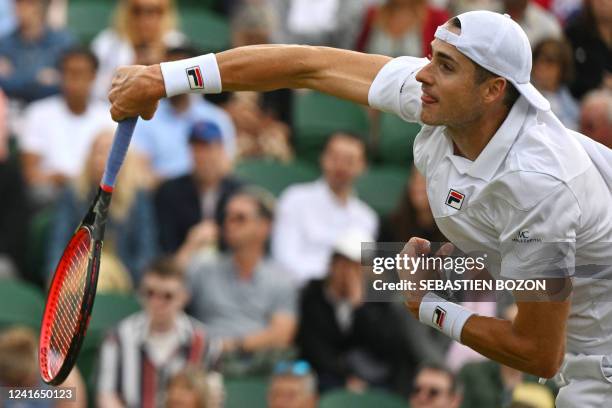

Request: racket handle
left=101, top=117, right=138, bottom=191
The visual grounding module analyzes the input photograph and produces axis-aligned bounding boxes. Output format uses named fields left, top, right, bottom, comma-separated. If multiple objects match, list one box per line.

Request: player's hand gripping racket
left=39, top=117, right=138, bottom=385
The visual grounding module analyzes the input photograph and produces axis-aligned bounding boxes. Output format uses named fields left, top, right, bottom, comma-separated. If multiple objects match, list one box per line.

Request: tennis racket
left=39, top=117, right=138, bottom=385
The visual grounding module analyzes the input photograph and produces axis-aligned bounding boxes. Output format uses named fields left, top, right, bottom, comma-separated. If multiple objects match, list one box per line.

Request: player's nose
left=416, top=63, right=433, bottom=85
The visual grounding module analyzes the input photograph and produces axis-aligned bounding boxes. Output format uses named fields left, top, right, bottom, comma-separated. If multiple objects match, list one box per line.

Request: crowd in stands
left=0, top=0, right=609, bottom=407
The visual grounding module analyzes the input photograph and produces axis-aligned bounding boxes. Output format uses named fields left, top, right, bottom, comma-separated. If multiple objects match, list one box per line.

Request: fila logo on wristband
left=186, top=66, right=204, bottom=90
left=433, top=306, right=447, bottom=329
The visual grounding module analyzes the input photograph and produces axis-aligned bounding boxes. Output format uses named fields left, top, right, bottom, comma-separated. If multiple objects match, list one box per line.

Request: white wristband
left=419, top=292, right=475, bottom=342
left=159, top=53, right=222, bottom=97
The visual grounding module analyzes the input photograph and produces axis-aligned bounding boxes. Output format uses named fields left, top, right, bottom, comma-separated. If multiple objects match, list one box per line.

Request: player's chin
left=419, top=106, right=444, bottom=126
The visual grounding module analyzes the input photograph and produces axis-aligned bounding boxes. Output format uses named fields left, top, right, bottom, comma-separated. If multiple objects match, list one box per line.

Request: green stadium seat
left=67, top=1, right=114, bottom=44
left=234, top=159, right=319, bottom=196
left=225, top=377, right=268, bottom=408
left=26, top=208, right=53, bottom=287
left=179, top=7, right=230, bottom=52
left=378, top=113, right=421, bottom=167
left=0, top=279, right=45, bottom=330
left=355, top=166, right=409, bottom=217
left=293, top=91, right=370, bottom=162
left=319, top=389, right=407, bottom=408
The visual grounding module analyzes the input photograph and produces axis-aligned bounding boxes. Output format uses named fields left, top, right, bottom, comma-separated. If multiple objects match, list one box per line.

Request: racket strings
left=46, top=232, right=90, bottom=376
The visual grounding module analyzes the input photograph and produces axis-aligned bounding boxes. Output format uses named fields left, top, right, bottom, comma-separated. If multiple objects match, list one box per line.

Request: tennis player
left=108, top=11, right=612, bottom=406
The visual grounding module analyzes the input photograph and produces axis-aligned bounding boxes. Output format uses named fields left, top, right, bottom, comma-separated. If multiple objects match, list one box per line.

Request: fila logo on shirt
left=433, top=306, right=446, bottom=330
left=445, top=189, right=465, bottom=210
left=186, top=66, right=204, bottom=90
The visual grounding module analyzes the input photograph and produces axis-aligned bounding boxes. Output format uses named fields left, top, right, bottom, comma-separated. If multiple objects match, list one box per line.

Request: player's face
left=410, top=369, right=460, bottom=408
left=415, top=39, right=487, bottom=127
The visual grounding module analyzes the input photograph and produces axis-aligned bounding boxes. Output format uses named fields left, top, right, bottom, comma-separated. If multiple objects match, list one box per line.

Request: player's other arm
left=109, top=45, right=391, bottom=121
left=460, top=294, right=569, bottom=378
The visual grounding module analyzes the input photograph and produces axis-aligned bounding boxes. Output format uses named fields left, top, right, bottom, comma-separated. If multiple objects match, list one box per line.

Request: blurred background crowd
left=0, top=0, right=610, bottom=407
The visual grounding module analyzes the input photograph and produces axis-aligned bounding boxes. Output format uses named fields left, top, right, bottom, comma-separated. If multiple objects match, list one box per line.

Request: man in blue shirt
left=0, top=0, right=74, bottom=103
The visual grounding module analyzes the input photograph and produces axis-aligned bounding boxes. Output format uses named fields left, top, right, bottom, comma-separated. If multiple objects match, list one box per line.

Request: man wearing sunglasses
left=97, top=258, right=221, bottom=408
left=410, top=363, right=462, bottom=408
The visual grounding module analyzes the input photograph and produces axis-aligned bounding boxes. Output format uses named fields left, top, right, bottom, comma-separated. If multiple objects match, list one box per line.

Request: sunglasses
left=140, top=287, right=177, bottom=302
left=274, top=360, right=311, bottom=376
left=225, top=212, right=256, bottom=224
left=411, top=385, right=445, bottom=399
left=130, top=4, right=165, bottom=16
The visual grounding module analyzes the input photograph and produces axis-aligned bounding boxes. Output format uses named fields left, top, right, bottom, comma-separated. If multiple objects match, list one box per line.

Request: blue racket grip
left=101, top=117, right=138, bottom=190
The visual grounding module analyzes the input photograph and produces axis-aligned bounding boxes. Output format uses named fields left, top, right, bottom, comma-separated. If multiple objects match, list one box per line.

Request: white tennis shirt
left=369, top=56, right=612, bottom=355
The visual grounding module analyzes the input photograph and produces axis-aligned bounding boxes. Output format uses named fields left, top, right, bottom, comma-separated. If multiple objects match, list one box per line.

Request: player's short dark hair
left=448, top=17, right=520, bottom=108
left=144, top=257, right=184, bottom=281
left=416, top=362, right=461, bottom=394
left=59, top=46, right=99, bottom=72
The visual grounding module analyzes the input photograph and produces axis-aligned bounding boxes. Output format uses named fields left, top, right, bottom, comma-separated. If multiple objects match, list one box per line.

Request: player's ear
left=483, top=77, right=507, bottom=105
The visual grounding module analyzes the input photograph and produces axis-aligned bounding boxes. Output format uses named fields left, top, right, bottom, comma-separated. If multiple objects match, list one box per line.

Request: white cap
left=332, top=229, right=373, bottom=263
left=435, top=10, right=551, bottom=111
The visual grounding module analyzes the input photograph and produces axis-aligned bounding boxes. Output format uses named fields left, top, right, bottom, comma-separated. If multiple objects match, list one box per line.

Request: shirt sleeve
left=367, top=56, right=428, bottom=123
left=19, top=105, right=46, bottom=154
left=497, top=182, right=580, bottom=280
left=97, top=332, right=120, bottom=394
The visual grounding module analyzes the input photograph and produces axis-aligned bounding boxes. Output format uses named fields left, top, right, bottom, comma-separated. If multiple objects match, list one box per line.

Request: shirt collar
left=466, top=97, right=530, bottom=181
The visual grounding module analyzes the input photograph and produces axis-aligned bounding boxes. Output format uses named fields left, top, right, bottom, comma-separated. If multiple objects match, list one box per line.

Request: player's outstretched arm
left=109, top=45, right=391, bottom=121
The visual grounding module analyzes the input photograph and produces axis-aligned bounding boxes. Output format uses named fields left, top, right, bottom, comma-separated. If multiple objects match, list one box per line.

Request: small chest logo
left=445, top=189, right=465, bottom=210
left=433, top=306, right=446, bottom=329
left=186, top=66, right=204, bottom=90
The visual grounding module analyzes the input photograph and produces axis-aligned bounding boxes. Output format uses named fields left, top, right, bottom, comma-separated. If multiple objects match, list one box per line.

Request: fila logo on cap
left=446, top=189, right=465, bottom=210
left=186, top=66, right=204, bottom=90
left=433, top=306, right=446, bottom=329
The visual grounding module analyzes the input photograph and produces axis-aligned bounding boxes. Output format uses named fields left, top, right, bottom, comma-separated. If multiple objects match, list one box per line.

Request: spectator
left=0, top=89, right=28, bottom=277
left=448, top=0, right=502, bottom=14
left=532, top=38, right=579, bottom=129
left=0, top=0, right=74, bottom=104
left=503, top=0, right=562, bottom=48
left=47, top=129, right=157, bottom=287
left=166, top=367, right=223, bottom=408
left=297, top=230, right=413, bottom=393
left=224, top=3, right=293, bottom=162
left=270, top=0, right=372, bottom=49
left=0, top=326, right=87, bottom=408
left=155, top=120, right=243, bottom=261
left=187, top=188, right=297, bottom=366
left=91, top=0, right=186, bottom=100
left=564, top=0, right=612, bottom=100
left=355, top=0, right=450, bottom=58
left=579, top=89, right=612, bottom=149
left=268, top=360, right=318, bottom=408
left=410, top=363, right=462, bottom=408
left=19, top=47, right=114, bottom=206
left=379, top=167, right=446, bottom=243
left=132, top=46, right=236, bottom=183
left=97, top=258, right=221, bottom=408
left=459, top=361, right=556, bottom=408
left=0, top=0, right=14, bottom=37
left=272, top=132, right=378, bottom=285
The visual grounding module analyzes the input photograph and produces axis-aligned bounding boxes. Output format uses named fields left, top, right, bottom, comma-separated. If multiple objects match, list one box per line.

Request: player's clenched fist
left=108, top=64, right=166, bottom=121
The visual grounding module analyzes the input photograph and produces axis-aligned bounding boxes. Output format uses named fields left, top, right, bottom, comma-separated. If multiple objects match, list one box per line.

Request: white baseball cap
left=332, top=229, right=373, bottom=263
left=434, top=10, right=551, bottom=111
